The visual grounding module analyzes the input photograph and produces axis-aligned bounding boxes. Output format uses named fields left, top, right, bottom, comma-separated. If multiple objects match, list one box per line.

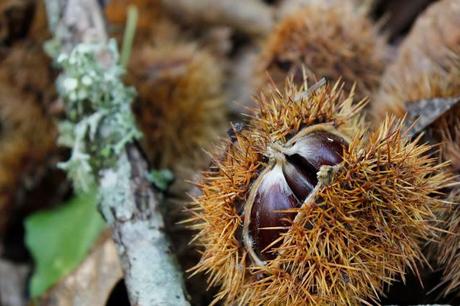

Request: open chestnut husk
left=243, top=129, right=348, bottom=263
left=190, top=78, right=451, bottom=305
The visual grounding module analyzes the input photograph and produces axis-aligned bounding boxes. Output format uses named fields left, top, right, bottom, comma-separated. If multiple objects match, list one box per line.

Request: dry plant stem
left=159, top=0, right=273, bottom=36
left=43, top=0, right=189, bottom=305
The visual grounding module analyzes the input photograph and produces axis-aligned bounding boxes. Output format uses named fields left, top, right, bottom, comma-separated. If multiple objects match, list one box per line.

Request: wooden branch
left=99, top=145, right=189, bottom=305
left=43, top=0, right=190, bottom=305
left=160, top=0, right=274, bottom=36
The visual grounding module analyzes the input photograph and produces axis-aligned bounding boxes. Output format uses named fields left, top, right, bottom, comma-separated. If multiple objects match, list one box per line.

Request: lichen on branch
left=53, top=40, right=141, bottom=191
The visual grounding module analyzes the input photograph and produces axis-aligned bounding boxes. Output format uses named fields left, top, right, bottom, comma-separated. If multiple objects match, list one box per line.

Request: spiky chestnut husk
left=371, top=0, right=460, bottom=172
left=0, top=11, right=57, bottom=232
left=129, top=43, right=226, bottom=171
left=0, top=0, right=34, bottom=45
left=372, top=0, right=460, bottom=121
left=0, top=82, right=56, bottom=232
left=276, top=0, right=371, bottom=18
left=0, top=43, right=56, bottom=105
left=371, top=1, right=460, bottom=294
left=435, top=189, right=460, bottom=296
left=371, top=0, right=460, bottom=174
left=255, top=1, right=386, bottom=102
left=189, top=78, right=451, bottom=305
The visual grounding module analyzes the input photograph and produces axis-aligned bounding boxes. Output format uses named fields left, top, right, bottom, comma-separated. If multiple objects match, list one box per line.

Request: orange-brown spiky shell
left=372, top=0, right=460, bottom=121
left=0, top=82, right=56, bottom=232
left=0, top=0, right=33, bottom=45
left=129, top=43, right=226, bottom=170
left=371, top=2, right=460, bottom=294
left=371, top=0, right=460, bottom=174
left=190, top=78, right=450, bottom=305
left=0, top=25, right=57, bottom=232
left=0, top=42, right=56, bottom=104
left=255, top=1, right=386, bottom=101
left=435, top=189, right=460, bottom=295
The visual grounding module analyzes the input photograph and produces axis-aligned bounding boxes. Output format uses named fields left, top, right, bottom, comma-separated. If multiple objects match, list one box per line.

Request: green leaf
left=25, top=191, right=106, bottom=298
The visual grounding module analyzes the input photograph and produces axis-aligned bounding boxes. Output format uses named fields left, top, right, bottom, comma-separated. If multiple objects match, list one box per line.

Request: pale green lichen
left=54, top=40, right=141, bottom=192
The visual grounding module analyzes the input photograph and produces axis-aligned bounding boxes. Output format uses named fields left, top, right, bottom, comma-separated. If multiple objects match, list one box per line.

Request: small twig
left=159, top=0, right=274, bottom=36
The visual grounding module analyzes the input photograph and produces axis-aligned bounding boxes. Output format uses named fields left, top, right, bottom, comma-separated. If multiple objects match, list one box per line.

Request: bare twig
left=160, top=0, right=274, bottom=36
left=43, top=0, right=190, bottom=305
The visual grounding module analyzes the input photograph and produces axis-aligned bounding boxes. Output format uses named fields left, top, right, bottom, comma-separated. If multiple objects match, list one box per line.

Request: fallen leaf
left=25, top=191, right=105, bottom=298
left=35, top=232, right=123, bottom=306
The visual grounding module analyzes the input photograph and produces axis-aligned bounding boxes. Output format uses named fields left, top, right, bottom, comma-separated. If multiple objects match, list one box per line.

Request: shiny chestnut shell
left=249, top=165, right=298, bottom=259
left=243, top=128, right=348, bottom=262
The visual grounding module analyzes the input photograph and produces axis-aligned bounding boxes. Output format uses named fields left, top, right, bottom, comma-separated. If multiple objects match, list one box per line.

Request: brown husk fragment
left=36, top=232, right=123, bottom=306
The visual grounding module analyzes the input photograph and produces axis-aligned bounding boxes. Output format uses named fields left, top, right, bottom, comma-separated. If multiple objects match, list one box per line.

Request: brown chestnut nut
left=282, top=156, right=317, bottom=202
left=249, top=165, right=299, bottom=260
left=243, top=128, right=347, bottom=263
left=284, top=131, right=347, bottom=170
